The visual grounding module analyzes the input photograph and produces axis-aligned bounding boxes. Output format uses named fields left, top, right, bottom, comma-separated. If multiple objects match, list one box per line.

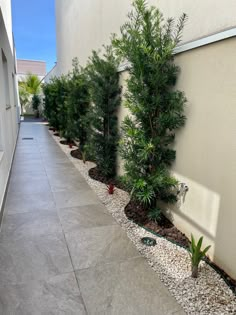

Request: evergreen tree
left=43, top=78, right=61, bottom=130
left=65, top=58, right=90, bottom=152
left=43, top=76, right=68, bottom=131
left=112, top=0, right=187, bottom=213
left=87, top=47, right=121, bottom=178
left=32, top=94, right=41, bottom=118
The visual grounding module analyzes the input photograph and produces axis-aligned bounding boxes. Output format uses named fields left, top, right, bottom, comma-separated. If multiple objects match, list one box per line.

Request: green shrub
left=65, top=58, right=91, bottom=151
left=56, top=75, right=70, bottom=137
left=43, top=75, right=69, bottom=132
left=32, top=94, right=41, bottom=118
left=87, top=47, right=121, bottom=177
left=43, top=78, right=61, bottom=130
left=189, top=235, right=211, bottom=278
left=112, top=0, right=187, bottom=210
left=147, top=207, right=162, bottom=223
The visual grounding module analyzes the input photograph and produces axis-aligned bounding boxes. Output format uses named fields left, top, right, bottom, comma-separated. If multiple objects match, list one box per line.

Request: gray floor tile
left=58, top=204, right=116, bottom=233
left=76, top=257, right=185, bottom=315
left=48, top=175, right=86, bottom=192
left=9, top=171, right=48, bottom=185
left=8, top=178, right=51, bottom=195
left=53, top=188, right=100, bottom=209
left=65, top=225, right=140, bottom=270
left=0, top=233, right=73, bottom=285
left=0, top=273, right=86, bottom=315
left=4, top=191, right=56, bottom=214
left=1, top=211, right=62, bottom=240
left=46, top=167, right=85, bottom=180
left=11, top=163, right=46, bottom=174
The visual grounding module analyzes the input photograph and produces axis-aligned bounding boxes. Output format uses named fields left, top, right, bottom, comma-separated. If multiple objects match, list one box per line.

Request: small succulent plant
left=189, top=234, right=211, bottom=278
left=107, top=184, right=115, bottom=194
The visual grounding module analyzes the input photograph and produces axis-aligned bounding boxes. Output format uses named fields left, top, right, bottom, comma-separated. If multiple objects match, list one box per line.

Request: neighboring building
left=17, top=59, right=46, bottom=82
left=17, top=59, right=46, bottom=115
left=54, top=0, right=236, bottom=279
left=0, top=0, right=20, bottom=222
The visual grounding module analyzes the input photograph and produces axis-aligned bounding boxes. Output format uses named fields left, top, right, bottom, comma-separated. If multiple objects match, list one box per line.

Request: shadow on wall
left=163, top=174, right=220, bottom=256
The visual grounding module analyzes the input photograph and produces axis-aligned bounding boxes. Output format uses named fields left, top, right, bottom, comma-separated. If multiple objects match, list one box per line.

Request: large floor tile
left=48, top=174, right=86, bottom=192
left=8, top=178, right=51, bottom=195
left=58, top=204, right=116, bottom=233
left=53, top=188, right=100, bottom=208
left=0, top=273, right=86, bottom=315
left=9, top=171, right=48, bottom=185
left=11, top=162, right=46, bottom=174
left=1, top=211, right=62, bottom=240
left=13, top=154, right=42, bottom=162
left=65, top=225, right=140, bottom=270
left=4, top=191, right=56, bottom=214
left=43, top=158, right=75, bottom=170
left=46, top=167, right=84, bottom=180
left=76, top=257, right=185, bottom=315
left=0, top=233, right=73, bottom=285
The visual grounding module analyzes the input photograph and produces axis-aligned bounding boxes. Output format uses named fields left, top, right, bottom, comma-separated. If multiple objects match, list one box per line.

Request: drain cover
left=22, top=138, right=34, bottom=140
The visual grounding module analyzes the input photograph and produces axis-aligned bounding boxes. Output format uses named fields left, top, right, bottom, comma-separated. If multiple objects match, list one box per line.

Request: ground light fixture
left=141, top=236, right=157, bottom=246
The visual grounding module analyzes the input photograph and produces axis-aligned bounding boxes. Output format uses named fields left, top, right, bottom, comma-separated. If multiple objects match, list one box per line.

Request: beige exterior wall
left=172, top=37, right=236, bottom=279
left=0, top=3, right=19, bottom=222
left=118, top=37, right=236, bottom=279
left=55, top=0, right=236, bottom=74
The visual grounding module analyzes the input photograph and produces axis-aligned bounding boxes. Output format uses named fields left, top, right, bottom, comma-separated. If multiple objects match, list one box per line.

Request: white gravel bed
left=50, top=130, right=236, bottom=315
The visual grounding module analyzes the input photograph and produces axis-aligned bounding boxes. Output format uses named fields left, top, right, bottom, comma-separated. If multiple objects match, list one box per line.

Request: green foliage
left=112, top=0, right=187, bottom=209
left=189, top=235, right=211, bottom=278
left=65, top=58, right=91, bottom=149
left=55, top=75, right=70, bottom=136
left=147, top=207, right=162, bottom=223
left=32, top=94, right=41, bottom=118
left=19, top=74, right=41, bottom=113
left=43, top=75, right=69, bottom=131
left=43, top=59, right=91, bottom=156
left=20, top=73, right=41, bottom=95
left=87, top=47, right=121, bottom=178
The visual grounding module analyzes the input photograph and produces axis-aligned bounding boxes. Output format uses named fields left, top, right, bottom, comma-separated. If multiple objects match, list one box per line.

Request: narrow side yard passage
left=0, top=122, right=185, bottom=315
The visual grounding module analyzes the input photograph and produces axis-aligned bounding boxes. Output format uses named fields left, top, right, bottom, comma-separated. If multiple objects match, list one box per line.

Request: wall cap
left=118, top=28, right=236, bottom=72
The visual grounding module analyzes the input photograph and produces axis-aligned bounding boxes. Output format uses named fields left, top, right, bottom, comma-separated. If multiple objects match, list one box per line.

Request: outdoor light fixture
left=141, top=237, right=157, bottom=246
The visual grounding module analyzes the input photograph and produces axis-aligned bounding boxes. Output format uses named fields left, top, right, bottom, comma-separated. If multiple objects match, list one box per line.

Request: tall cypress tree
left=87, top=47, right=121, bottom=178
left=112, top=0, right=187, bottom=214
left=65, top=58, right=90, bottom=152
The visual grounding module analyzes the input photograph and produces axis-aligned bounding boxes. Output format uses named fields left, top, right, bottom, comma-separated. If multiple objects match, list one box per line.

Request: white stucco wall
left=0, top=0, right=13, bottom=50
left=55, top=0, right=236, bottom=74
left=0, top=2, right=19, bottom=221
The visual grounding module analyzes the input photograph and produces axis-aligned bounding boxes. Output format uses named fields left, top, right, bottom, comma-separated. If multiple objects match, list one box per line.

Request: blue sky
left=12, top=0, right=56, bottom=72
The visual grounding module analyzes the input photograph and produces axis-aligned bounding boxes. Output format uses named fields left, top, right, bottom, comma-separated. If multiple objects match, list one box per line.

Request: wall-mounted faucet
left=177, top=183, right=189, bottom=196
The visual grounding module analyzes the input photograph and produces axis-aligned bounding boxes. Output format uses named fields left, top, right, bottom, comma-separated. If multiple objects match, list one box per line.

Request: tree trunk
left=191, top=265, right=199, bottom=278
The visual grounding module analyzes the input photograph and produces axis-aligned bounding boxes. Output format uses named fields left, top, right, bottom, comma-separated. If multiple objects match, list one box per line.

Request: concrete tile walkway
left=0, top=122, right=185, bottom=315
